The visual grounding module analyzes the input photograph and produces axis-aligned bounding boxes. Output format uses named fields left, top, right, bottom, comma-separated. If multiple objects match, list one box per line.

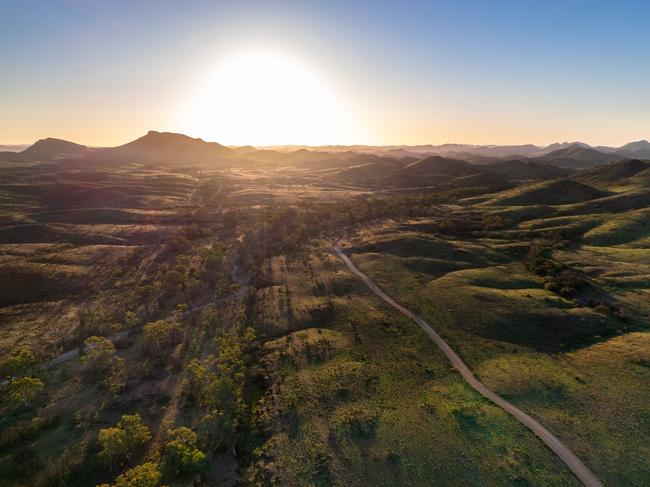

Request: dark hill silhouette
left=2, top=132, right=648, bottom=169
left=535, top=144, right=623, bottom=169
left=0, top=137, right=90, bottom=162
left=299, top=152, right=406, bottom=170
left=487, top=179, right=609, bottom=206
left=396, top=155, right=477, bottom=176
left=21, top=138, right=90, bottom=159
left=327, top=161, right=405, bottom=185
left=94, top=131, right=234, bottom=164
left=484, top=160, right=572, bottom=181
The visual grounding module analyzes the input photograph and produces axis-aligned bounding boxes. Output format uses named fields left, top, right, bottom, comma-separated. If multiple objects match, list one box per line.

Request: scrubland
left=0, top=150, right=648, bottom=486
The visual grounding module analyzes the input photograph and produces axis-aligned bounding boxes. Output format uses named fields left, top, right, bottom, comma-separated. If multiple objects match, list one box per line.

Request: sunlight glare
left=180, top=49, right=358, bottom=146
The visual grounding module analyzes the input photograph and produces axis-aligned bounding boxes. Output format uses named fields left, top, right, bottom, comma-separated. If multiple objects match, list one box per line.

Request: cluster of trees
left=147, top=239, right=228, bottom=311
left=1, top=347, right=44, bottom=409
left=186, top=327, right=257, bottom=449
left=525, top=241, right=587, bottom=298
left=235, top=193, right=455, bottom=268
left=155, top=256, right=201, bottom=308
left=77, top=308, right=140, bottom=341
left=98, top=416, right=209, bottom=486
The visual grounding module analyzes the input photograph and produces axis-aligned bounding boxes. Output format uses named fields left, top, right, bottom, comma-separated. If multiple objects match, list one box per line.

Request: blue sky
left=1, top=0, right=649, bottom=145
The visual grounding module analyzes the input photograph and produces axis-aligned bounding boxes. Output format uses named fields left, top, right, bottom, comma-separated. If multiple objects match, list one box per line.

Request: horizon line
left=3, top=130, right=649, bottom=150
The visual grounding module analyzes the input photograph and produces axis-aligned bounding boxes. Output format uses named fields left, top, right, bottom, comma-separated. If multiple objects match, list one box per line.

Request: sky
left=1, top=0, right=650, bottom=147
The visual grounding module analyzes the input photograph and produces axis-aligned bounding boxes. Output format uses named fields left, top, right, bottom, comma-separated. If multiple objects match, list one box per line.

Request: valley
left=0, top=133, right=648, bottom=486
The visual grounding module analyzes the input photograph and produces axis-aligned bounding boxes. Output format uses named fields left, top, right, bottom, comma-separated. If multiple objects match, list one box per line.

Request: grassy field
left=248, top=247, right=579, bottom=486
left=338, top=214, right=650, bottom=486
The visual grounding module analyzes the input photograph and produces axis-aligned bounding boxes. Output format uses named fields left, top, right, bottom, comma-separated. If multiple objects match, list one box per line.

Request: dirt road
left=333, top=242, right=603, bottom=487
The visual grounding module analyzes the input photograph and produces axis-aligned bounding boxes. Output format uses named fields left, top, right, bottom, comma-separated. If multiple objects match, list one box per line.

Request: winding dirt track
left=333, top=242, right=603, bottom=487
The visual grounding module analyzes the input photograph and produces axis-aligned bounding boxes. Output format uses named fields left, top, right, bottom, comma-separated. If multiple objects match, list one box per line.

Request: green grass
left=250, top=250, right=578, bottom=486
left=582, top=208, right=650, bottom=246
left=345, top=228, right=650, bottom=486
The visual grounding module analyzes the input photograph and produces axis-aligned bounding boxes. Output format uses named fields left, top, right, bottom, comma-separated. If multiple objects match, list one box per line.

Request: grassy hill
left=481, top=179, right=609, bottom=206
left=572, top=159, right=650, bottom=190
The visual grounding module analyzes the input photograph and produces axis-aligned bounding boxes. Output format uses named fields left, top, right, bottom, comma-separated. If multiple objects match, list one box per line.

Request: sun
left=179, top=48, right=359, bottom=146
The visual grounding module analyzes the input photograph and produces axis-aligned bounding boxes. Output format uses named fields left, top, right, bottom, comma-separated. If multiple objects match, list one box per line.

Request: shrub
left=0, top=416, right=48, bottom=450
left=437, top=218, right=457, bottom=234
left=333, top=405, right=379, bottom=438
left=483, top=214, right=512, bottom=230
left=77, top=307, right=111, bottom=339
left=593, top=303, right=610, bottom=315
left=544, top=280, right=560, bottom=293
left=124, top=311, right=140, bottom=328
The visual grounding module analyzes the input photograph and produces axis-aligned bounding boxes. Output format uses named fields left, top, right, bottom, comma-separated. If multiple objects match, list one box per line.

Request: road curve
left=333, top=242, right=603, bottom=487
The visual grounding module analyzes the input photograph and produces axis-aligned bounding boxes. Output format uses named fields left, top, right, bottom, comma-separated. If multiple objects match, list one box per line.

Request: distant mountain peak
left=21, top=137, right=89, bottom=159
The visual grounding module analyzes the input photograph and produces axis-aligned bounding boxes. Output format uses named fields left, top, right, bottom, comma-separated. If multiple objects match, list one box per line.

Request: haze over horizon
left=2, top=0, right=650, bottom=147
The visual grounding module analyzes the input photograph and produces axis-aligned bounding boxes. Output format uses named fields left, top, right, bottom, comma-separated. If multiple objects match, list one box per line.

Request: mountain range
left=1, top=131, right=649, bottom=170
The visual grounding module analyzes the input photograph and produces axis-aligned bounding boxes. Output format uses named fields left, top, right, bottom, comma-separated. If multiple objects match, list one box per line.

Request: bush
left=0, top=416, right=49, bottom=450
left=593, top=303, right=610, bottom=315
left=333, top=405, right=379, bottom=438
left=77, top=307, right=111, bottom=339
left=544, top=279, right=560, bottom=293
left=483, top=214, right=512, bottom=230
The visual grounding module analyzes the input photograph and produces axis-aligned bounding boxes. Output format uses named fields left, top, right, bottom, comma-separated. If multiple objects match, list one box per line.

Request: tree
left=99, top=414, right=151, bottom=470
left=162, top=427, right=208, bottom=477
left=83, top=336, right=118, bottom=373
left=6, top=377, right=44, bottom=407
left=114, top=462, right=162, bottom=487
left=82, top=336, right=124, bottom=391
left=142, top=321, right=182, bottom=357
left=2, top=347, right=37, bottom=377
left=99, top=427, right=127, bottom=472
left=186, top=358, right=211, bottom=407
